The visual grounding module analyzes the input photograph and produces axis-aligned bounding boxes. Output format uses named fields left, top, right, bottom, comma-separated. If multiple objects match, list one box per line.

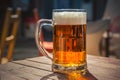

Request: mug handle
left=35, top=19, right=53, bottom=60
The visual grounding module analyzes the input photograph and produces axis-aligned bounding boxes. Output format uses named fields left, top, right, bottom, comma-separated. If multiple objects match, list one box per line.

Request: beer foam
left=53, top=12, right=86, bottom=25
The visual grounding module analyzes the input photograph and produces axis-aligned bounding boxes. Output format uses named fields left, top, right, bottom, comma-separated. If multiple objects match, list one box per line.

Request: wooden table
left=0, top=55, right=120, bottom=80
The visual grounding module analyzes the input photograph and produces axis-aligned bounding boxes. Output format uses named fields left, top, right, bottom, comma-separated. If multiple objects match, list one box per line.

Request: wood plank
left=0, top=70, right=25, bottom=80
left=0, top=62, right=66, bottom=80
left=12, top=60, right=97, bottom=80
left=26, top=56, right=52, bottom=64
left=0, top=55, right=120, bottom=80
left=0, top=63, right=42, bottom=80
left=87, top=55, right=120, bottom=80
left=13, top=60, right=97, bottom=80
left=87, top=55, right=120, bottom=65
left=26, top=55, right=120, bottom=80
left=12, top=60, right=52, bottom=71
left=0, top=63, right=55, bottom=80
left=0, top=60, right=96, bottom=80
left=88, top=62, right=120, bottom=80
left=0, top=66, right=96, bottom=80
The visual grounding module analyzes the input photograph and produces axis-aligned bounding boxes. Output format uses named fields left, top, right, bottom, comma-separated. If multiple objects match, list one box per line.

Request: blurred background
left=0, top=0, right=120, bottom=64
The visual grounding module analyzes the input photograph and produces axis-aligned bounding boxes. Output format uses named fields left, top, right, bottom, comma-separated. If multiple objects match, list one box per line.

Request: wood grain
left=0, top=55, right=120, bottom=80
left=0, top=70, right=25, bottom=80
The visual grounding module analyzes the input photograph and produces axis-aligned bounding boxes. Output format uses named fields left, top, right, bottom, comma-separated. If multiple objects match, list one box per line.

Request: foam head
left=53, top=12, right=86, bottom=25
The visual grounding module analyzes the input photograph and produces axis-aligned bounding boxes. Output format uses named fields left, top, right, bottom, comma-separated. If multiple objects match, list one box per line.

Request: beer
left=52, top=11, right=87, bottom=73
left=53, top=25, right=86, bottom=64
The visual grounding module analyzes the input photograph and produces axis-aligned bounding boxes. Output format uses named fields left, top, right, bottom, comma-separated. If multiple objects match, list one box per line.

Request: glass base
left=52, top=63, right=87, bottom=75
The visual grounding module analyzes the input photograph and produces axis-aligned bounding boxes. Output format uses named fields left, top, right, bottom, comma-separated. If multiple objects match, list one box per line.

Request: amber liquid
left=53, top=24, right=86, bottom=67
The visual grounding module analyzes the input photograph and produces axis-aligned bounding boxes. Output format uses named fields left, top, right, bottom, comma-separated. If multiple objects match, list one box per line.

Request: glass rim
left=53, top=9, right=86, bottom=12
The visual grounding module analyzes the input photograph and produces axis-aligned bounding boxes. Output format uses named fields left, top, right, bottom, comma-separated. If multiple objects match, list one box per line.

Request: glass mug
left=35, top=9, right=87, bottom=75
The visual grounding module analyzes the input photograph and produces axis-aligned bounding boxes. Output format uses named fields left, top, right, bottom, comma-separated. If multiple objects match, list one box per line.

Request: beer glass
left=35, top=9, right=87, bottom=74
